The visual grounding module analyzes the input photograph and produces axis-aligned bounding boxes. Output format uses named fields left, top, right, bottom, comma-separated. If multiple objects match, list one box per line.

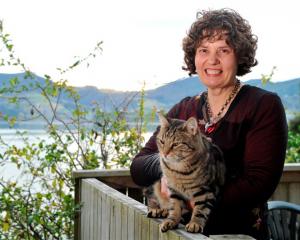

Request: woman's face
left=195, top=37, right=238, bottom=89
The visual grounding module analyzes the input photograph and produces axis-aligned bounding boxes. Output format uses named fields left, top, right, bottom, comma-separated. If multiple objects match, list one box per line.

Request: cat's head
left=156, top=112, right=207, bottom=163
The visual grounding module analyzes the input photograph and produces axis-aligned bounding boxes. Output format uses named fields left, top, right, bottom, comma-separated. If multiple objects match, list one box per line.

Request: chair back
left=267, top=201, right=300, bottom=240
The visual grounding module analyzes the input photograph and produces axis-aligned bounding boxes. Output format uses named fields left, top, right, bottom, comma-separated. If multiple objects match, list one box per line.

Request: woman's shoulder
left=240, top=84, right=285, bottom=114
left=241, top=84, right=282, bottom=103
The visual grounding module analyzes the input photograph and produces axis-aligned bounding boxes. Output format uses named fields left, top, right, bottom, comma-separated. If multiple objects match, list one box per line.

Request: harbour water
left=0, top=128, right=153, bottom=181
left=0, top=129, right=49, bottom=181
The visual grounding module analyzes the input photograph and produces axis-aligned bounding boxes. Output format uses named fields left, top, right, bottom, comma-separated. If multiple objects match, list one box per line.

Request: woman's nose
left=207, top=52, right=220, bottom=64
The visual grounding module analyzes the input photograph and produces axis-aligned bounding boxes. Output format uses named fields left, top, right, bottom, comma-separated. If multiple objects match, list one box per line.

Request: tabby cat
left=146, top=113, right=226, bottom=233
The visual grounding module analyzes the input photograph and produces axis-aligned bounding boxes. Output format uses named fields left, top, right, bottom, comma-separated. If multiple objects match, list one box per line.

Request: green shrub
left=286, top=114, right=300, bottom=163
left=0, top=21, right=147, bottom=239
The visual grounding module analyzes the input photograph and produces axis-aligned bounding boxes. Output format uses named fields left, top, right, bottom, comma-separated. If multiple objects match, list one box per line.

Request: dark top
left=130, top=85, right=288, bottom=239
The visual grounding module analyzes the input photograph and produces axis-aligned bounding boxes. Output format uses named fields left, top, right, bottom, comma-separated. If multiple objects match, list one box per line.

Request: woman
left=130, top=8, right=287, bottom=239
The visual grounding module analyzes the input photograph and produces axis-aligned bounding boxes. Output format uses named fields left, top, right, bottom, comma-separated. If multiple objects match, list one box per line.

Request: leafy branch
left=0, top=20, right=147, bottom=238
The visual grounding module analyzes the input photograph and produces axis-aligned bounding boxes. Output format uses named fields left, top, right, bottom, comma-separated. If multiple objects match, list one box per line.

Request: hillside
left=146, top=76, right=300, bottom=112
left=0, top=73, right=299, bottom=124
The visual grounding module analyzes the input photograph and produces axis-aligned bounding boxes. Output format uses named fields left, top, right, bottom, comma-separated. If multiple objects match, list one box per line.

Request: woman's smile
left=195, top=38, right=237, bottom=89
left=205, top=68, right=223, bottom=75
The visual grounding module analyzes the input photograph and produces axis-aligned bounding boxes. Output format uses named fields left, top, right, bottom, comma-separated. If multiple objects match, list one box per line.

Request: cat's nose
left=163, top=150, right=171, bottom=158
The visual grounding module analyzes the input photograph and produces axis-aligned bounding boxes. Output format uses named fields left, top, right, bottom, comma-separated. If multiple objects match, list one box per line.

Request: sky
left=0, top=0, right=300, bottom=91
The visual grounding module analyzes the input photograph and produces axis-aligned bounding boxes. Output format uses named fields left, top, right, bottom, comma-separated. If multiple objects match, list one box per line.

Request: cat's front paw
left=160, top=219, right=178, bottom=232
left=185, top=221, right=203, bottom=233
left=147, top=208, right=168, bottom=218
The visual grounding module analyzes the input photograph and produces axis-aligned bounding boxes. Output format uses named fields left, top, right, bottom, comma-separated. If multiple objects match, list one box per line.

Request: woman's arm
left=130, top=135, right=161, bottom=187
left=221, top=94, right=288, bottom=208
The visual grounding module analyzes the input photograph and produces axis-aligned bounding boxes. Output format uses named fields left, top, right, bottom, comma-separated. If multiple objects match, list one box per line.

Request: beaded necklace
left=204, top=79, right=241, bottom=134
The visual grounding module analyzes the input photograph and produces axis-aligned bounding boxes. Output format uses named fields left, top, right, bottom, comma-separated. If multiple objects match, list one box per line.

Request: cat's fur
left=146, top=113, right=226, bottom=233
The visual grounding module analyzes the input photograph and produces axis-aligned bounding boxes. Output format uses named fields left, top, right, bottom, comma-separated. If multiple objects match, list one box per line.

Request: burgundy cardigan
left=130, top=85, right=288, bottom=239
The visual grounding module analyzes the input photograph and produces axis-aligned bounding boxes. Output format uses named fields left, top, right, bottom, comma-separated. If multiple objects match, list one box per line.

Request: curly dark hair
left=182, top=8, right=258, bottom=76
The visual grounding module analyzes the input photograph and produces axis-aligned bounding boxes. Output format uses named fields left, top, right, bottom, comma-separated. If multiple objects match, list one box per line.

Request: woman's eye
left=198, top=48, right=207, bottom=54
left=218, top=48, right=231, bottom=55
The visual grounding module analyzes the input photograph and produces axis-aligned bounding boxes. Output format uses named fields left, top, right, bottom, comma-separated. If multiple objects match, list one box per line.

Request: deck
left=73, top=163, right=300, bottom=240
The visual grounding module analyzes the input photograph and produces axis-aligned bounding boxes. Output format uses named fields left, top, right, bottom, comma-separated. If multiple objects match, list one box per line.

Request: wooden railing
left=269, top=163, right=300, bottom=204
left=73, top=163, right=300, bottom=240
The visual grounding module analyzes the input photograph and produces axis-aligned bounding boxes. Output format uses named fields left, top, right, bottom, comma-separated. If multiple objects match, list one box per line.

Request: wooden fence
left=269, top=163, right=300, bottom=204
left=73, top=163, right=300, bottom=240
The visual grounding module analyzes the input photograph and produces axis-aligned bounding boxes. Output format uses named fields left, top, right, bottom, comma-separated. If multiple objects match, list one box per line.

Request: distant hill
left=145, top=76, right=300, bottom=113
left=0, top=73, right=299, bottom=124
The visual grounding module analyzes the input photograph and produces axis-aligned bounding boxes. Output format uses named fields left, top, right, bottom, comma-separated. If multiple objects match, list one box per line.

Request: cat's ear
left=185, top=117, right=198, bottom=135
left=157, top=111, right=169, bottom=128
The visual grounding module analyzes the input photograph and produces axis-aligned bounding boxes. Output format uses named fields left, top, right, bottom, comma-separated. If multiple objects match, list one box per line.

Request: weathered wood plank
left=289, top=182, right=300, bottom=204
left=96, top=191, right=102, bottom=240
left=209, top=235, right=255, bottom=239
left=89, top=185, right=94, bottom=239
left=271, top=183, right=288, bottom=202
left=176, top=227, right=210, bottom=240
left=141, top=214, right=151, bottom=240
left=283, top=163, right=300, bottom=171
left=280, top=171, right=300, bottom=183
left=81, top=181, right=90, bottom=240
left=74, top=178, right=81, bottom=240
left=115, top=199, right=122, bottom=240
left=149, top=218, right=160, bottom=240
left=127, top=205, right=135, bottom=239
left=99, top=176, right=138, bottom=190
left=73, top=168, right=131, bottom=178
left=166, top=230, right=181, bottom=240
left=121, top=204, right=128, bottom=240
left=159, top=230, right=170, bottom=240
left=134, top=209, right=142, bottom=239
left=101, top=192, right=109, bottom=240
left=110, top=197, right=116, bottom=240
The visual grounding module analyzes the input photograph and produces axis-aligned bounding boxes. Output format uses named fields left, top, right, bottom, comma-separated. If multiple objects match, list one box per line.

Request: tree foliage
left=286, top=114, right=300, bottom=163
left=0, top=20, right=147, bottom=239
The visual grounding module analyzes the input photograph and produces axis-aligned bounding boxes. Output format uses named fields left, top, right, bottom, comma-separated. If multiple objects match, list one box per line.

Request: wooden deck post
left=74, top=177, right=81, bottom=240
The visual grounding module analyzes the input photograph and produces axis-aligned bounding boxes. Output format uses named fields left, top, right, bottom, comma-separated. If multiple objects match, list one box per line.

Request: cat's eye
left=158, top=139, right=164, bottom=145
left=184, top=143, right=196, bottom=151
left=172, top=142, right=180, bottom=148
